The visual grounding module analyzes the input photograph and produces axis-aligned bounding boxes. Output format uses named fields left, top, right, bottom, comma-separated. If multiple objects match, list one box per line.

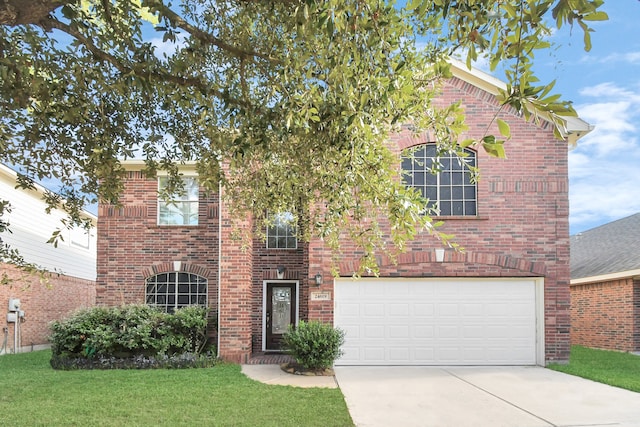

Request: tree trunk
left=0, top=0, right=67, bottom=26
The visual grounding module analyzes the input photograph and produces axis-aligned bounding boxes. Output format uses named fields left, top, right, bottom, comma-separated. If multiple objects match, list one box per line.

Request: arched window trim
left=401, top=143, right=478, bottom=217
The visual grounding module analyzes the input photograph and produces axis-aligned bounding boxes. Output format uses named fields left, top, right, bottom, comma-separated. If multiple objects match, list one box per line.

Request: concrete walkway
left=334, top=366, right=640, bottom=427
left=241, top=364, right=338, bottom=388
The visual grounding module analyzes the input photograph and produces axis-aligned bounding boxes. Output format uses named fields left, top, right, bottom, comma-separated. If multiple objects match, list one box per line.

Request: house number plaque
left=310, top=291, right=331, bottom=301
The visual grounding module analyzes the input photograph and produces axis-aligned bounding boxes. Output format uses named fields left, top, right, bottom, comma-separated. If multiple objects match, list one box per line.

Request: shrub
left=49, top=304, right=213, bottom=368
left=283, top=320, right=345, bottom=370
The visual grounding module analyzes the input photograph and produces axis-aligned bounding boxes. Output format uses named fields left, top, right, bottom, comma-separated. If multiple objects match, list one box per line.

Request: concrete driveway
left=334, top=366, right=640, bottom=427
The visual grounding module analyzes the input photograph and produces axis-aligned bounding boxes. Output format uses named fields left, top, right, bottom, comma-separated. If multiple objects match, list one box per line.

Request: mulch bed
left=280, top=361, right=334, bottom=376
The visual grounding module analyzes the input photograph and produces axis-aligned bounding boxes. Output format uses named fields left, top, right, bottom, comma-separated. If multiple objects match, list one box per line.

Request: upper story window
left=145, top=272, right=207, bottom=313
left=267, top=212, right=298, bottom=249
left=158, top=176, right=199, bottom=225
left=401, top=144, right=477, bottom=216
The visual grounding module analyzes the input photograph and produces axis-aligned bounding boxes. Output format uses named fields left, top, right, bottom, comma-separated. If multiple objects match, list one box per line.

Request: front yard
left=548, top=345, right=640, bottom=393
left=0, top=351, right=353, bottom=426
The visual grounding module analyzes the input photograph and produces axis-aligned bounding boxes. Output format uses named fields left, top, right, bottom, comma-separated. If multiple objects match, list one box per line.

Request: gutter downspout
left=217, top=180, right=222, bottom=359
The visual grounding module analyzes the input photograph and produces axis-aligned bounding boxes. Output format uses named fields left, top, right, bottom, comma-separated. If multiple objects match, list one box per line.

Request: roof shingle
left=571, top=212, right=640, bottom=279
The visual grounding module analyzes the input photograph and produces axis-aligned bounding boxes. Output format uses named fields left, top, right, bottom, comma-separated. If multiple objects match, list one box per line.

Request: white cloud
left=150, top=32, right=188, bottom=59
left=569, top=81, right=640, bottom=233
left=599, top=51, right=640, bottom=64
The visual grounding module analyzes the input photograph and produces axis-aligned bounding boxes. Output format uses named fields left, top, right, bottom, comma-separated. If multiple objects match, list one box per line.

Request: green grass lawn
left=0, top=350, right=354, bottom=426
left=548, top=345, right=640, bottom=393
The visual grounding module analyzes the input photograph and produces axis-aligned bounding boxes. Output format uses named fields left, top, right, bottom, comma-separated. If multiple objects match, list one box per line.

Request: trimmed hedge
left=283, top=320, right=345, bottom=370
left=49, top=304, right=214, bottom=369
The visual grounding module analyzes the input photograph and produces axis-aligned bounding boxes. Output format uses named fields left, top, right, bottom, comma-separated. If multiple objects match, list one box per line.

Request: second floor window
left=267, top=212, right=298, bottom=249
left=402, top=144, right=477, bottom=216
left=158, top=176, right=199, bottom=225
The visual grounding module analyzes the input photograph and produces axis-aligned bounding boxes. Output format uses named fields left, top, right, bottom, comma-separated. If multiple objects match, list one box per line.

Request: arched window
left=145, top=272, right=207, bottom=313
left=402, top=144, right=477, bottom=216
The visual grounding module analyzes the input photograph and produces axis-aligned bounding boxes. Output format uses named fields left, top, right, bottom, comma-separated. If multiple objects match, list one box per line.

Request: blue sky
left=529, top=2, right=640, bottom=234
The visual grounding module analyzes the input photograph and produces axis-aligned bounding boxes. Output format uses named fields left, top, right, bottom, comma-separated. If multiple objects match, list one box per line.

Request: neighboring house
left=0, top=164, right=96, bottom=354
left=97, top=62, right=592, bottom=366
left=570, top=213, right=640, bottom=353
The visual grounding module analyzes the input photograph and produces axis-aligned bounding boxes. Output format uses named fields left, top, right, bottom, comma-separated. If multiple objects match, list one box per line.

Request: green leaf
left=496, top=119, right=511, bottom=138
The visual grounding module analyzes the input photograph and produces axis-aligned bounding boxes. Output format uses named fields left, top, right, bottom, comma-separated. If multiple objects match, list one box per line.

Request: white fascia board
left=570, top=269, right=640, bottom=286
left=120, top=159, right=198, bottom=174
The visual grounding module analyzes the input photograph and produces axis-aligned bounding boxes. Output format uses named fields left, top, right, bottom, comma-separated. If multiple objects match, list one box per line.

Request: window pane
left=440, top=187, right=451, bottom=200
left=451, top=172, right=463, bottom=185
left=439, top=201, right=452, bottom=216
left=452, top=186, right=463, bottom=199
left=440, top=172, right=451, bottom=185
left=464, top=186, right=476, bottom=199
left=451, top=201, right=464, bottom=215
left=465, top=201, right=477, bottom=216
left=426, top=187, right=437, bottom=200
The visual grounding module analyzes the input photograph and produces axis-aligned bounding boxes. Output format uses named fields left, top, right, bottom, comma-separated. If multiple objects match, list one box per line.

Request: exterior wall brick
left=96, top=170, right=219, bottom=336
left=96, top=74, right=573, bottom=364
left=571, top=278, right=640, bottom=352
left=0, top=263, right=95, bottom=353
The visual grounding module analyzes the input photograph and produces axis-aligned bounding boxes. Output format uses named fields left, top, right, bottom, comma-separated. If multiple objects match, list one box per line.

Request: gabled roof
left=570, top=213, right=640, bottom=283
left=449, top=59, right=593, bottom=146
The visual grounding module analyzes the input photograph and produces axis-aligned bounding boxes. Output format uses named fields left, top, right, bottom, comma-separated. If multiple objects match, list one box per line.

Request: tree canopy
left=0, top=0, right=607, bottom=273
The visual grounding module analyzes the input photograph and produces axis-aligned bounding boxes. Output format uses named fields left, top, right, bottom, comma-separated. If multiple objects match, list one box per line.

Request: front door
left=265, top=283, right=297, bottom=351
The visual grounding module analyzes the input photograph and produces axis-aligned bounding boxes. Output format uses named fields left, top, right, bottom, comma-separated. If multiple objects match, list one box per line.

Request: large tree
left=0, top=0, right=606, bottom=273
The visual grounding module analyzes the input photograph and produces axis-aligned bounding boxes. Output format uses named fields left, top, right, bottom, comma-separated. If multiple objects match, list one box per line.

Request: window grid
left=267, top=212, right=298, bottom=249
left=158, top=176, right=199, bottom=226
left=402, top=144, right=477, bottom=216
left=145, top=272, right=208, bottom=313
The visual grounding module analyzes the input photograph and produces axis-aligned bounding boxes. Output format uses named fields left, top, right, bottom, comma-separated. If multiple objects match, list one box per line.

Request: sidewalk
left=241, top=364, right=338, bottom=388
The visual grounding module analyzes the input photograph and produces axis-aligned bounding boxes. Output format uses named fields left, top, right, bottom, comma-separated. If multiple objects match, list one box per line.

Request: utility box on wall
left=8, top=298, right=21, bottom=312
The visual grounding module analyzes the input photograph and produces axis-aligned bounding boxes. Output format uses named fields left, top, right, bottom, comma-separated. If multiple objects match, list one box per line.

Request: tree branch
left=145, top=0, right=280, bottom=64
left=43, top=17, right=257, bottom=112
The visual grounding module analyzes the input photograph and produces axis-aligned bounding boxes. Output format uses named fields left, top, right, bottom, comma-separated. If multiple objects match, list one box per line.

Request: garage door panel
left=335, top=278, right=539, bottom=366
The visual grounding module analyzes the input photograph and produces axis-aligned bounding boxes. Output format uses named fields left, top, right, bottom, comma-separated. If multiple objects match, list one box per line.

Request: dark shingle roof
left=571, top=213, right=640, bottom=280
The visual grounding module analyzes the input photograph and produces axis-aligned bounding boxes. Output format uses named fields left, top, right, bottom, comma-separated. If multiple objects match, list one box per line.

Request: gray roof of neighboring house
left=571, top=212, right=640, bottom=280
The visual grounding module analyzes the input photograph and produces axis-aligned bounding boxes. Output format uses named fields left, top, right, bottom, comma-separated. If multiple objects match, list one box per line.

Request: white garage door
left=334, top=278, right=542, bottom=366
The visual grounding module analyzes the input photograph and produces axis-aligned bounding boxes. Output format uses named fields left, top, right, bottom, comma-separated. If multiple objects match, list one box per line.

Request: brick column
left=307, top=237, right=334, bottom=323
left=218, top=198, right=253, bottom=363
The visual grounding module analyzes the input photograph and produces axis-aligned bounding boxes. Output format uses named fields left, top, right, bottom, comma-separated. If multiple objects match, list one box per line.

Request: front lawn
left=548, top=345, right=640, bottom=393
left=0, top=350, right=353, bottom=426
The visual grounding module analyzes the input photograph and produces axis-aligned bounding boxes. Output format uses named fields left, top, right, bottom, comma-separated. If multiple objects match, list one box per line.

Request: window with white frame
left=401, top=144, right=477, bottom=216
left=158, top=176, right=199, bottom=225
left=145, top=272, right=207, bottom=313
left=266, top=212, right=298, bottom=249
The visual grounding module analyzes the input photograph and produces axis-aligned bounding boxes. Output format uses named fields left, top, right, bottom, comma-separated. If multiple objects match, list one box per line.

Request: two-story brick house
left=96, top=62, right=591, bottom=365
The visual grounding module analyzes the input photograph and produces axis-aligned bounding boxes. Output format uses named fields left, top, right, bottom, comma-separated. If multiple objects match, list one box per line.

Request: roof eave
left=448, top=59, right=594, bottom=145
left=570, top=268, right=640, bottom=286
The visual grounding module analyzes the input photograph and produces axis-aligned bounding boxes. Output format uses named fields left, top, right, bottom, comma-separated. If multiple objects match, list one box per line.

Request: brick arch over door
left=337, top=250, right=547, bottom=277
left=141, top=261, right=214, bottom=280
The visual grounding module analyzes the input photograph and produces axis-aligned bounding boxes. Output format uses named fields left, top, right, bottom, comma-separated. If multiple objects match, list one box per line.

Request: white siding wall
left=0, top=166, right=96, bottom=281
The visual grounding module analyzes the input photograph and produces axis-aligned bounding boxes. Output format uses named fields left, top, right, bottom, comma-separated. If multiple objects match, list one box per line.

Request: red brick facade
left=96, top=73, right=574, bottom=363
left=571, top=278, right=640, bottom=352
left=0, top=263, right=95, bottom=353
